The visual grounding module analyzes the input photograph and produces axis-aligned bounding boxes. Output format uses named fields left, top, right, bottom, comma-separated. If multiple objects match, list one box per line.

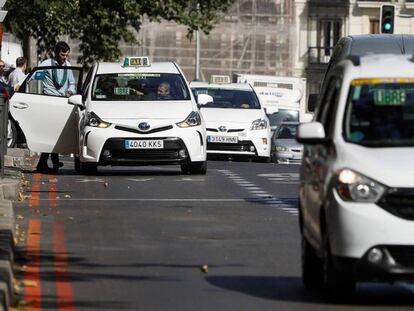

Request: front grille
left=115, top=125, right=173, bottom=135
left=99, top=137, right=187, bottom=163
left=291, top=149, right=302, bottom=153
left=387, top=246, right=414, bottom=268
left=378, top=188, right=414, bottom=220
left=208, top=140, right=255, bottom=153
left=228, top=129, right=244, bottom=133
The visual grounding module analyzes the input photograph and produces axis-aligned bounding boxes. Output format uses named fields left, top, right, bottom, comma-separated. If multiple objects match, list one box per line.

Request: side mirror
left=68, top=94, right=85, bottom=110
left=307, top=94, right=318, bottom=112
left=197, top=94, right=213, bottom=106
left=297, top=122, right=329, bottom=145
left=265, top=106, right=278, bottom=115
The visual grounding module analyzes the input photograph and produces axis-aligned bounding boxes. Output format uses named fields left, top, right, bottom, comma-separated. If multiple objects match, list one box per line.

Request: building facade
left=295, top=0, right=414, bottom=94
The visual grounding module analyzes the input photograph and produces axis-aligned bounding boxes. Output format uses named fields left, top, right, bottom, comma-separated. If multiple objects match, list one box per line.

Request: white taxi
left=298, top=54, right=414, bottom=298
left=10, top=57, right=207, bottom=174
left=190, top=77, right=274, bottom=161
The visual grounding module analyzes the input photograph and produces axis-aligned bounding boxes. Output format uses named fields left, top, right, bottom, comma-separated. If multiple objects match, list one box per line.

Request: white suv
left=297, top=54, right=414, bottom=298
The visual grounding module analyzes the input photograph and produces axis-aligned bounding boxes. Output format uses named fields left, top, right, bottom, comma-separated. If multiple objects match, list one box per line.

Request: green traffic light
left=384, top=23, right=392, bottom=31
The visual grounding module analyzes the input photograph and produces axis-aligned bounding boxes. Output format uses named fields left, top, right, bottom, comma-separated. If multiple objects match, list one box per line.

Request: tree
left=4, top=0, right=236, bottom=64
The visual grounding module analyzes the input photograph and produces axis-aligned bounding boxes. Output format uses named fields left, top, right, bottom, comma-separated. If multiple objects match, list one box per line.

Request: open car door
left=9, top=66, right=83, bottom=154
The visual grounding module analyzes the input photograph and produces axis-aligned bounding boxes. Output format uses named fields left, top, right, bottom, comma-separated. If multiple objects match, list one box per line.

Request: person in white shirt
left=8, top=57, right=27, bottom=91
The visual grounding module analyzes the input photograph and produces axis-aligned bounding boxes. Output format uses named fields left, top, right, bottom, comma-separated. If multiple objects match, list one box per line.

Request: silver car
left=271, top=121, right=302, bottom=164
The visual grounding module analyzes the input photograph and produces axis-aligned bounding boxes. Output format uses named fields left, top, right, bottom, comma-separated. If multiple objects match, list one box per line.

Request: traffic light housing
left=380, top=4, right=395, bottom=34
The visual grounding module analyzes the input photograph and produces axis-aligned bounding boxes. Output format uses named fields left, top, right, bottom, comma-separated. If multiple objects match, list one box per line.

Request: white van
left=297, top=54, right=414, bottom=298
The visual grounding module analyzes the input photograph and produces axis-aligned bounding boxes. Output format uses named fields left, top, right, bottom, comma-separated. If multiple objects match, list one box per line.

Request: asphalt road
left=14, top=159, right=414, bottom=311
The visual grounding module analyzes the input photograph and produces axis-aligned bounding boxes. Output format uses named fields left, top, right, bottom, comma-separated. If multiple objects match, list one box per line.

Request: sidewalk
left=0, top=148, right=36, bottom=310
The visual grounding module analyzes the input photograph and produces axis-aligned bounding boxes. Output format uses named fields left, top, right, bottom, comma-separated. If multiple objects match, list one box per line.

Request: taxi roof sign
left=210, top=75, right=231, bottom=84
left=123, top=56, right=151, bottom=67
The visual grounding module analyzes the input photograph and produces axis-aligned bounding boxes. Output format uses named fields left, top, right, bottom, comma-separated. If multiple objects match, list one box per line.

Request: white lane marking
left=174, top=178, right=205, bottom=182
left=76, top=178, right=106, bottom=183
left=126, top=178, right=153, bottom=182
left=239, top=184, right=256, bottom=187
left=244, top=187, right=261, bottom=190
left=249, top=190, right=268, bottom=193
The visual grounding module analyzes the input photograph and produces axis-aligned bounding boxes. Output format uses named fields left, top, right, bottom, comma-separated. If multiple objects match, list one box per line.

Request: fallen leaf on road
left=17, top=192, right=25, bottom=202
left=64, top=194, right=71, bottom=198
left=68, top=217, right=75, bottom=221
left=22, top=280, right=38, bottom=287
left=16, top=215, right=24, bottom=220
left=104, top=182, right=109, bottom=187
left=200, top=264, right=209, bottom=273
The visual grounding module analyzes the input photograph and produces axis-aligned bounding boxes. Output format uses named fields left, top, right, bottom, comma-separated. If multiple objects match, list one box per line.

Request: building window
left=320, top=19, right=341, bottom=56
left=370, top=19, right=379, bottom=34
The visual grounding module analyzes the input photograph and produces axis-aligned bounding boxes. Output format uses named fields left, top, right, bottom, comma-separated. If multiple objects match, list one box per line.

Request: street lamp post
left=195, top=29, right=200, bottom=81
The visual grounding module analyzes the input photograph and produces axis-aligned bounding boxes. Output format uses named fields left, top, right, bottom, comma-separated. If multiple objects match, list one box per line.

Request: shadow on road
left=205, top=275, right=414, bottom=306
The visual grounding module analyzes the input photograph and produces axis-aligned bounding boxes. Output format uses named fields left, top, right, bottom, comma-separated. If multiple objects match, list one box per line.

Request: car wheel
left=181, top=161, right=207, bottom=175
left=7, top=119, right=17, bottom=148
left=301, top=234, right=323, bottom=290
left=79, top=161, right=98, bottom=175
left=74, top=156, right=81, bottom=174
left=322, top=233, right=356, bottom=300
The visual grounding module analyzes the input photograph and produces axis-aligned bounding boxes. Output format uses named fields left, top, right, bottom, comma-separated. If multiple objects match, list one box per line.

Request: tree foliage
left=4, top=0, right=235, bottom=64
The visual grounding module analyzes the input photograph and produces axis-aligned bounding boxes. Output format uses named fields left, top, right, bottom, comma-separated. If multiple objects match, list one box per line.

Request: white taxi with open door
left=10, top=57, right=207, bottom=175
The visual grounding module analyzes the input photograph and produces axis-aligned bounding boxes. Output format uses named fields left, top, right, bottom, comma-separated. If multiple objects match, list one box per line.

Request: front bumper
left=333, top=246, right=414, bottom=282
left=206, top=129, right=270, bottom=157
left=79, top=125, right=206, bottom=165
left=327, top=189, right=414, bottom=280
left=274, top=151, right=302, bottom=164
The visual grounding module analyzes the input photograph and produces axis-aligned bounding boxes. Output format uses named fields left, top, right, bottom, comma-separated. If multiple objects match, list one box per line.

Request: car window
left=20, top=66, right=83, bottom=97
left=317, top=75, right=341, bottom=136
left=192, top=88, right=261, bottom=109
left=344, top=80, right=414, bottom=147
left=276, top=124, right=298, bottom=139
left=91, top=73, right=190, bottom=101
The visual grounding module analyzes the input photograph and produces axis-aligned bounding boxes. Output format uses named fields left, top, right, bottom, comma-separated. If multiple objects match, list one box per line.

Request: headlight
left=335, top=169, right=386, bottom=203
left=276, top=146, right=289, bottom=152
left=176, top=111, right=201, bottom=128
left=86, top=112, right=111, bottom=128
left=250, top=118, right=267, bottom=130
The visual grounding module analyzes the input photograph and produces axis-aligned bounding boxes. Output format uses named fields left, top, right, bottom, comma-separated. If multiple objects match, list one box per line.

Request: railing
left=308, top=46, right=334, bottom=64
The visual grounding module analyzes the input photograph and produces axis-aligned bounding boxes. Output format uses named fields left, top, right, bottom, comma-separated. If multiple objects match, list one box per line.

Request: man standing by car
left=8, top=57, right=27, bottom=91
left=36, top=41, right=75, bottom=173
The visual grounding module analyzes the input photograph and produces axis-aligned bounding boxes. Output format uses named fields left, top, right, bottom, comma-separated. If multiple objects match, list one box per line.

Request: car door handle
left=13, top=103, right=28, bottom=109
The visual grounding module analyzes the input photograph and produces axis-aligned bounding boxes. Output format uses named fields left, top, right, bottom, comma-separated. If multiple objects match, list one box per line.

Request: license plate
left=207, top=136, right=238, bottom=144
left=124, top=140, right=164, bottom=149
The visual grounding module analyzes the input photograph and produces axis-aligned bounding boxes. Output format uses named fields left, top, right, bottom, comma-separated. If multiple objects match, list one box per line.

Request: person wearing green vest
left=36, top=41, right=75, bottom=173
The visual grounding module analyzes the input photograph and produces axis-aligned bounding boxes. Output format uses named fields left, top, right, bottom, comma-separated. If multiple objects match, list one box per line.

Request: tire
left=79, top=161, right=98, bottom=175
left=7, top=119, right=17, bottom=148
left=181, top=161, right=207, bottom=175
left=74, top=156, right=81, bottom=174
left=301, top=234, right=323, bottom=291
left=322, top=233, right=356, bottom=300
left=254, top=156, right=271, bottom=163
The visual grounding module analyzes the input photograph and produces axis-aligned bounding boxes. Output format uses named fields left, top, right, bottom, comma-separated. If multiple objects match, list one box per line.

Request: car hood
left=89, top=101, right=194, bottom=121
left=337, top=143, right=414, bottom=188
left=200, top=108, right=264, bottom=124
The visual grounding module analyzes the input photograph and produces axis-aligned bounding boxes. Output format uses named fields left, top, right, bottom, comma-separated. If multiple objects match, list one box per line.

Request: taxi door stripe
left=24, top=219, right=42, bottom=310
left=53, top=222, right=75, bottom=310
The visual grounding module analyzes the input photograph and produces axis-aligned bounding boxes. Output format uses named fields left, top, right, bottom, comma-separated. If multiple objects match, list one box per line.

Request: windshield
left=276, top=124, right=298, bottom=139
left=92, top=73, right=190, bottom=101
left=345, top=81, right=414, bottom=147
left=192, top=87, right=261, bottom=109
left=268, top=109, right=299, bottom=130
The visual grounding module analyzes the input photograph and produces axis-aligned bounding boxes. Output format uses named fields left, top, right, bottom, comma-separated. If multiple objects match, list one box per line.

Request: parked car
left=270, top=121, right=302, bottom=164
left=298, top=53, right=414, bottom=299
